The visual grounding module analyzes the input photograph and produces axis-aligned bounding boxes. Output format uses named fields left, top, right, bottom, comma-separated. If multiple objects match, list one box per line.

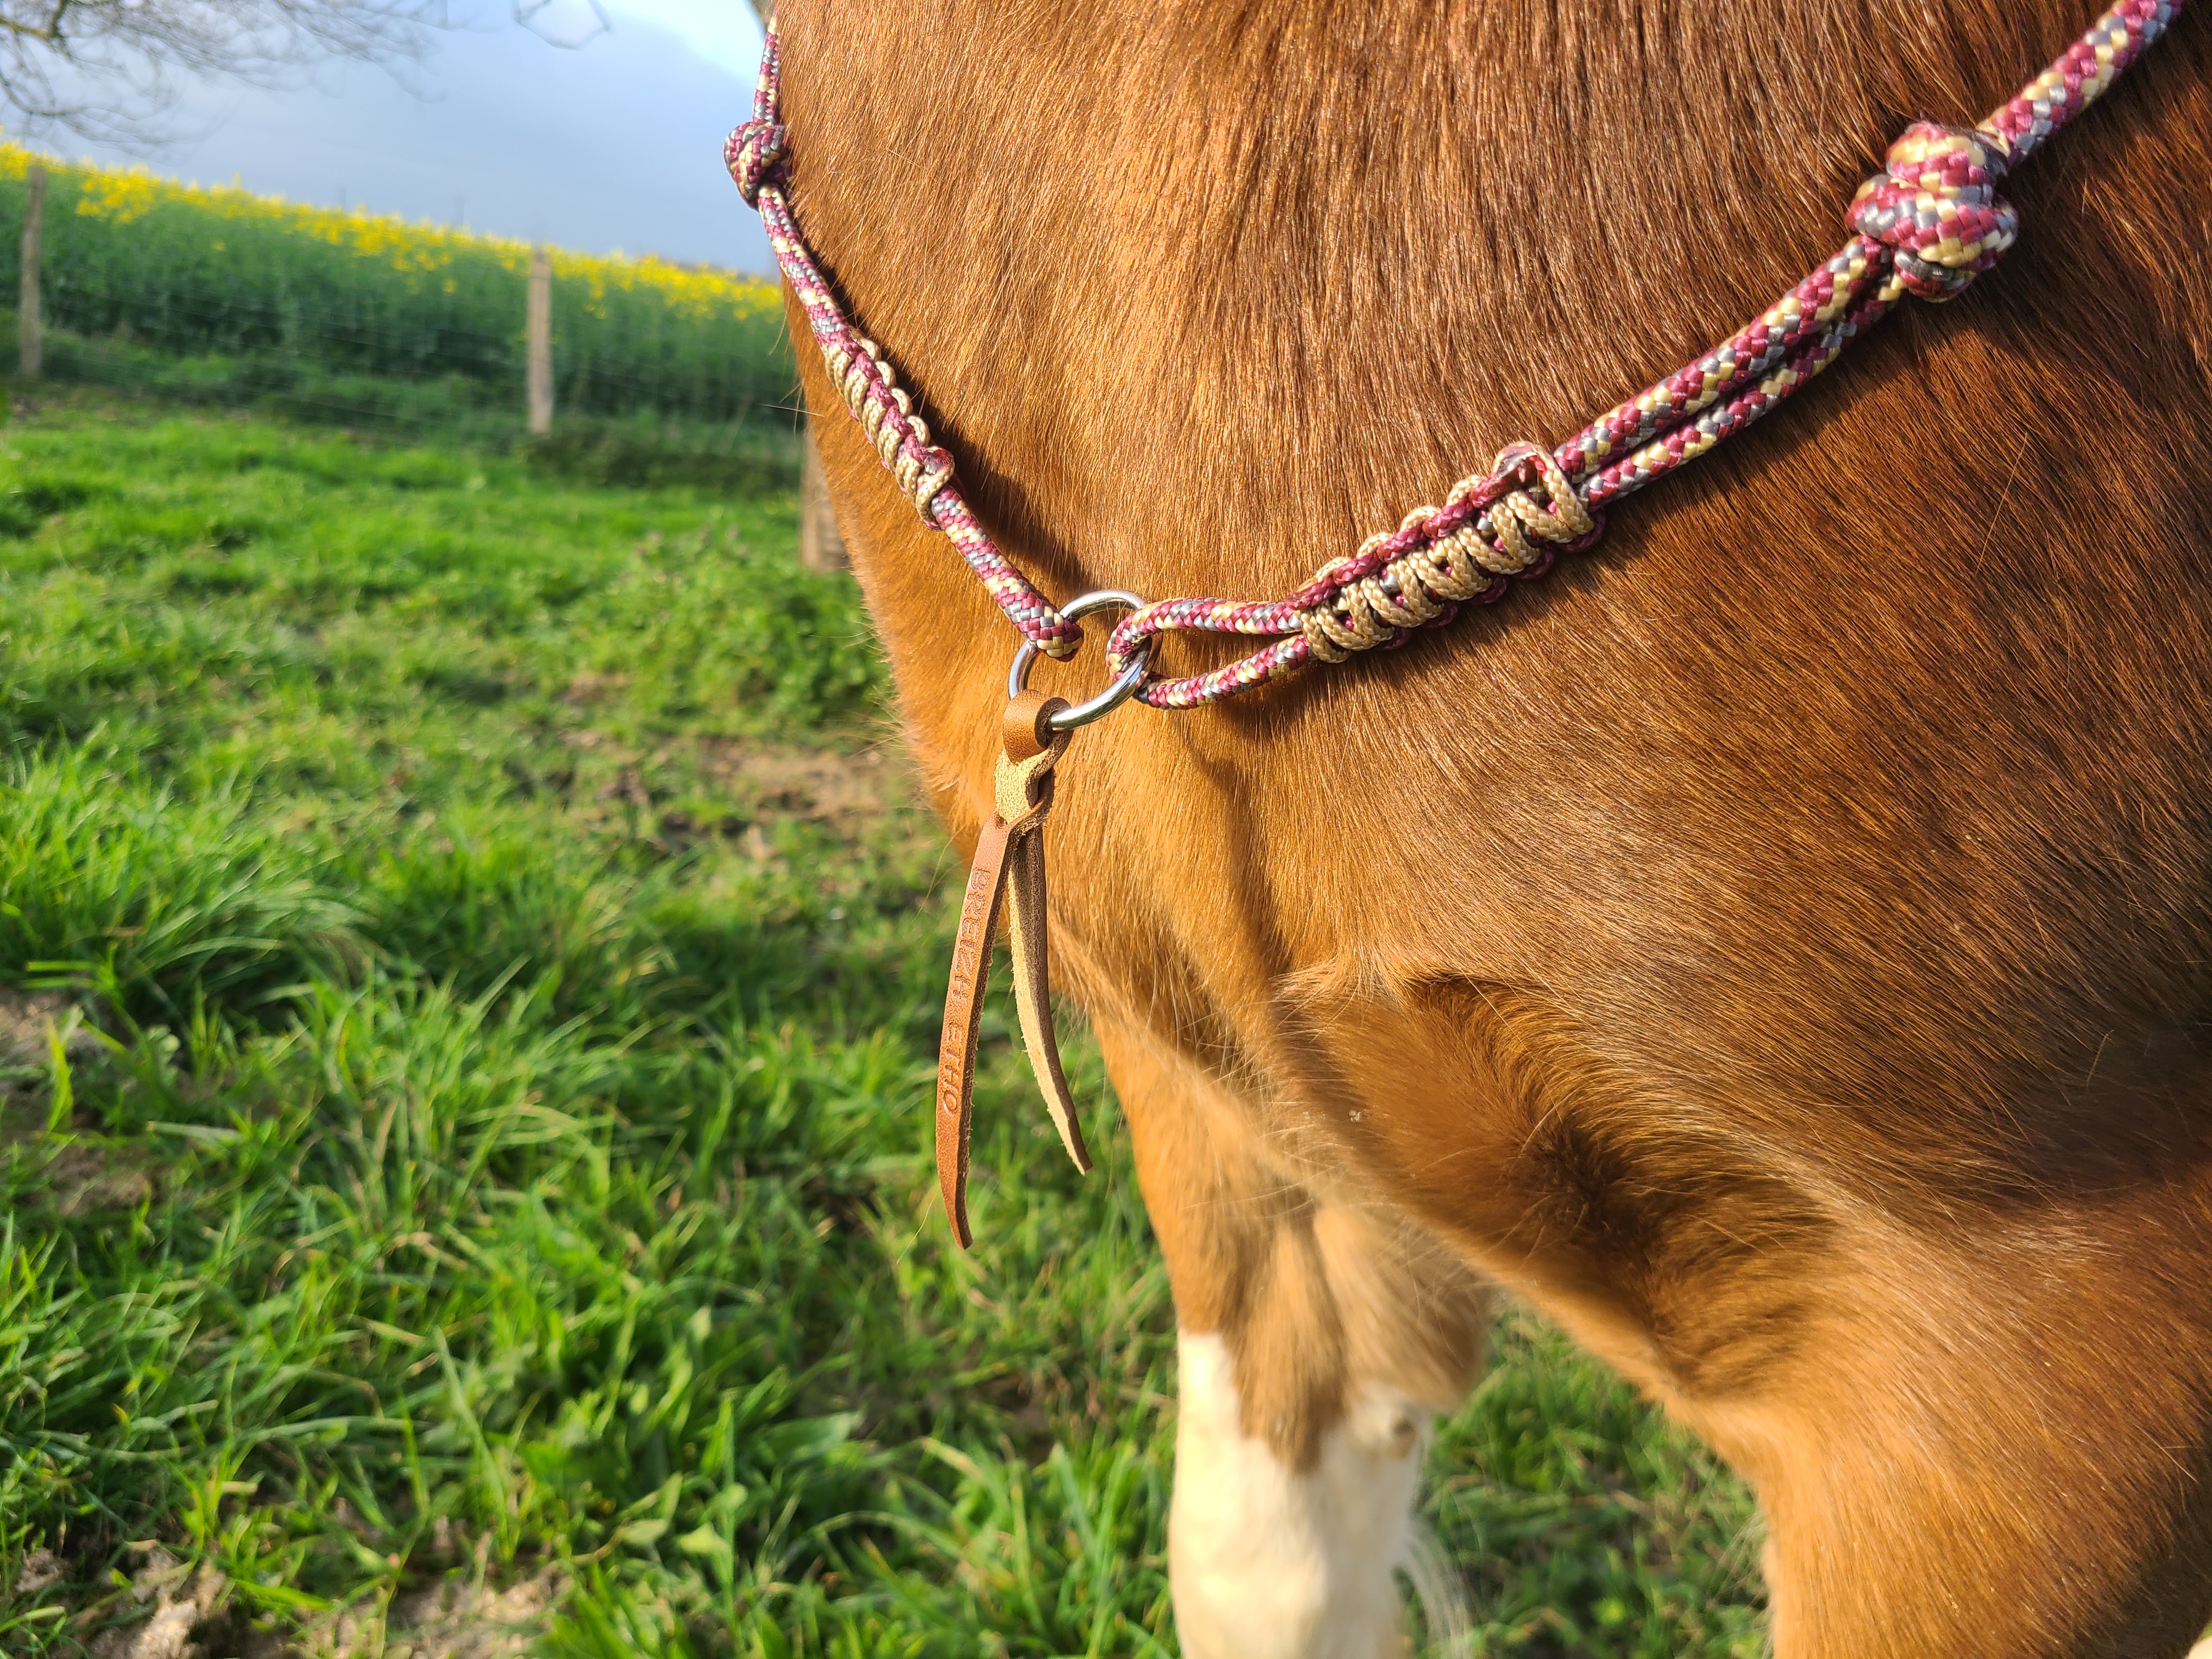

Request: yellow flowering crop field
left=0, top=145, right=793, bottom=426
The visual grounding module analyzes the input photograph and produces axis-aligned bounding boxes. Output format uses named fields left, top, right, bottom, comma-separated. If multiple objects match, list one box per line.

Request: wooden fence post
left=800, top=428, right=848, bottom=573
left=19, top=163, right=44, bottom=380
left=740, top=0, right=843, bottom=571
left=526, top=247, right=552, bottom=435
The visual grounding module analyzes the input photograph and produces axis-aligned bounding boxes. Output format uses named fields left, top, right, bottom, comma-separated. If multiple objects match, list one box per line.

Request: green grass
left=0, top=385, right=1765, bottom=1657
left=0, top=307, right=811, bottom=467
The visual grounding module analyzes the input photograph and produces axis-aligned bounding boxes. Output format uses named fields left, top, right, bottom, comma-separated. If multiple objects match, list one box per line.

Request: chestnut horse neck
left=726, top=0, right=2186, bottom=716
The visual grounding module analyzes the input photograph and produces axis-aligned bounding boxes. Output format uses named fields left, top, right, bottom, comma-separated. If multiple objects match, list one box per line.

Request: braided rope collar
left=727, top=0, right=2186, bottom=714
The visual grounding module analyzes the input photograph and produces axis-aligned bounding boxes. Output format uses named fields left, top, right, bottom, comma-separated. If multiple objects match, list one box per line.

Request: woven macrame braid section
left=730, top=0, right=2183, bottom=709
left=1296, top=447, right=1598, bottom=663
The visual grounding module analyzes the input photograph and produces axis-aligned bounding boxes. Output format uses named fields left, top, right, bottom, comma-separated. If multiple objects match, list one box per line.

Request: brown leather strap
left=1004, top=825, right=1091, bottom=1172
left=1002, top=690, right=1059, bottom=763
left=933, top=692, right=1087, bottom=1249
left=991, top=698, right=1087, bottom=1171
left=936, top=817, right=1012, bottom=1250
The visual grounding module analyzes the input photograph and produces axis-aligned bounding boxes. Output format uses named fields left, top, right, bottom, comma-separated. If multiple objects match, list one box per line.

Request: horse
left=764, top=1, right=2212, bottom=1652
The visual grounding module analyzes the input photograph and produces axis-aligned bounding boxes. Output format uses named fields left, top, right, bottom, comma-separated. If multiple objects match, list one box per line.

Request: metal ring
left=1007, top=589, right=1153, bottom=730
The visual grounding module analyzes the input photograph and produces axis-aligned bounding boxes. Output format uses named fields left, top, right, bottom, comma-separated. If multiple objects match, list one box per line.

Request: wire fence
left=0, top=145, right=805, bottom=479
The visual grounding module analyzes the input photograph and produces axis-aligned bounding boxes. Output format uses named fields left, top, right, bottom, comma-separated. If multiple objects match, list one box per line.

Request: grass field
left=0, top=385, right=1765, bottom=1657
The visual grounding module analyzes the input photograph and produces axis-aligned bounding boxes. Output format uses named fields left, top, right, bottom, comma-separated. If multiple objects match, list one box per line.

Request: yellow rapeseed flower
left=0, top=141, right=778, bottom=320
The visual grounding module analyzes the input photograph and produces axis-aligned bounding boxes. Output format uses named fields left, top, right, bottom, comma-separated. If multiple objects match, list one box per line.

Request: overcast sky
left=56, top=0, right=772, bottom=272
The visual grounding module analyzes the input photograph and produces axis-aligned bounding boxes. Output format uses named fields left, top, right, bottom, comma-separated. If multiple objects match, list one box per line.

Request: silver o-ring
left=1007, top=589, right=1153, bottom=730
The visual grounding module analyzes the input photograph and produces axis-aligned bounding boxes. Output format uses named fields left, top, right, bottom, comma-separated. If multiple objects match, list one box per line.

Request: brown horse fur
left=771, top=1, right=2212, bottom=1652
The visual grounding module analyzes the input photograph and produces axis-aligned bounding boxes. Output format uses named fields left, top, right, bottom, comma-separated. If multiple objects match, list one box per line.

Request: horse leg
left=1277, top=976, right=2212, bottom=1658
left=1095, top=1019, right=1492, bottom=1659
left=1697, top=1206, right=2212, bottom=1659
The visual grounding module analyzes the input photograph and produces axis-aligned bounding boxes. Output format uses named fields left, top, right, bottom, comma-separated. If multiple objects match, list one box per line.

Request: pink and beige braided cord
left=728, top=0, right=2186, bottom=710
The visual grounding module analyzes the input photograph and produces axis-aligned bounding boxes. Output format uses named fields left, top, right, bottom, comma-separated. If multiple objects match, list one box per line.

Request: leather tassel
left=933, top=692, right=1091, bottom=1248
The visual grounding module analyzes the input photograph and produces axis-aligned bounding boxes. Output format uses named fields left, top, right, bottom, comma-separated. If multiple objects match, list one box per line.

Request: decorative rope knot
left=725, top=117, right=789, bottom=207
left=1294, top=443, right=1601, bottom=664
left=731, top=0, right=2184, bottom=712
left=1848, top=121, right=2019, bottom=302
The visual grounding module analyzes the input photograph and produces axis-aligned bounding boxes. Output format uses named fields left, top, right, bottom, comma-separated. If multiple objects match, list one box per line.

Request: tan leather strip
left=932, top=692, right=1084, bottom=1248
left=1004, top=826, right=1091, bottom=1172
left=995, top=693, right=1069, bottom=824
left=994, top=751, right=1057, bottom=827
left=1001, top=690, right=1060, bottom=763
left=935, top=817, right=1012, bottom=1250
left=990, top=710, right=1087, bottom=1170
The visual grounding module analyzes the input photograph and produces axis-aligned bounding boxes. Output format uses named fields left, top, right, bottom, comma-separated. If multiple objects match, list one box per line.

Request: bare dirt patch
left=555, top=727, right=915, bottom=840
left=0, top=987, right=93, bottom=1072
left=48, top=1139, right=155, bottom=1214
left=0, top=988, right=151, bottom=1212
left=87, top=1550, right=224, bottom=1659
left=1, top=986, right=94, bottom=1135
left=377, top=1572, right=565, bottom=1659
left=560, top=669, right=630, bottom=707
left=81, top=1547, right=564, bottom=1659
left=259, top=1569, right=565, bottom=1659
left=695, top=737, right=911, bottom=832
left=14, top=1549, right=67, bottom=1595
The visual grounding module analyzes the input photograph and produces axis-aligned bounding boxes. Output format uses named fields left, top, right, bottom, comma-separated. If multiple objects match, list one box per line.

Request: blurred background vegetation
left=0, top=145, right=799, bottom=466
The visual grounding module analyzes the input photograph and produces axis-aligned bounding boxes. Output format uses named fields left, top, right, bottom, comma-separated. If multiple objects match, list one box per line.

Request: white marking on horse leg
left=1169, top=1329, right=1432, bottom=1659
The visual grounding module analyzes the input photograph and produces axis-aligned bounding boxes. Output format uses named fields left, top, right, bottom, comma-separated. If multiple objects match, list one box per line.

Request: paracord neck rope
left=726, top=0, right=2186, bottom=712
